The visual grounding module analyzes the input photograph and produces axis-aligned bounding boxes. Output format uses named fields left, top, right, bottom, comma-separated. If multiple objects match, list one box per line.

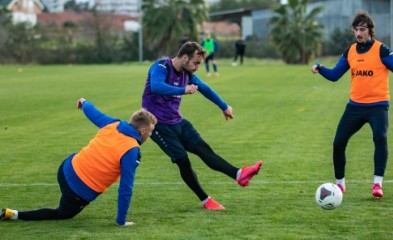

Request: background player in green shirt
left=201, top=32, right=219, bottom=77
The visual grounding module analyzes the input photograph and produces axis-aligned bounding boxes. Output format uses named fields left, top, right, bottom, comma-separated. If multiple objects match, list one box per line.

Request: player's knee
left=333, top=139, right=347, bottom=151
left=175, top=155, right=192, bottom=169
left=57, top=205, right=85, bottom=219
left=58, top=210, right=79, bottom=219
left=373, top=133, right=387, bottom=145
left=194, top=141, right=213, bottom=154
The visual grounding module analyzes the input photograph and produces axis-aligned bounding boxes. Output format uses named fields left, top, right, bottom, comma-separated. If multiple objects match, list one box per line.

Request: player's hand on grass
left=223, top=106, right=234, bottom=121
left=77, top=98, right=86, bottom=109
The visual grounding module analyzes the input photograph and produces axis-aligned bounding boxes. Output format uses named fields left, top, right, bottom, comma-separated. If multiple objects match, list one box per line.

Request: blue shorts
left=151, top=119, right=202, bottom=162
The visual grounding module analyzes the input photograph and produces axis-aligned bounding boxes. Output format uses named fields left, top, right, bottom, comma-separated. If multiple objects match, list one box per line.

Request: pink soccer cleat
left=203, top=197, right=225, bottom=210
left=336, top=183, right=346, bottom=194
left=372, top=183, right=383, bottom=199
left=237, top=161, right=263, bottom=187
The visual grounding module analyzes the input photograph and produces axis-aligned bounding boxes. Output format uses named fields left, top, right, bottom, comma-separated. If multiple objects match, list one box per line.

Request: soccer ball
left=315, top=183, right=343, bottom=210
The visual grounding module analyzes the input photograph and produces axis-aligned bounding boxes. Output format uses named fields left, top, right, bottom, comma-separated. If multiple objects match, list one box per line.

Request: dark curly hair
left=352, top=10, right=375, bottom=38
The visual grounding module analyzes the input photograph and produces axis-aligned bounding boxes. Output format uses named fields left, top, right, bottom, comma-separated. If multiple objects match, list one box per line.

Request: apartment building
left=95, top=0, right=138, bottom=16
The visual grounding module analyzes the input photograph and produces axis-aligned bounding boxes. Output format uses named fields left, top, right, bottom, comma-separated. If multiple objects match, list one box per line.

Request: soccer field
left=0, top=60, right=392, bottom=239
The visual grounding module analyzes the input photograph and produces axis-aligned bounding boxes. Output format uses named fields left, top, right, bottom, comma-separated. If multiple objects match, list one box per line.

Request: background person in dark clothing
left=232, top=36, right=246, bottom=66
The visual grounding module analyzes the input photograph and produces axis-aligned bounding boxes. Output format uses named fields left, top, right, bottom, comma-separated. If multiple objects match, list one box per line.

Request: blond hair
left=129, top=108, right=157, bottom=129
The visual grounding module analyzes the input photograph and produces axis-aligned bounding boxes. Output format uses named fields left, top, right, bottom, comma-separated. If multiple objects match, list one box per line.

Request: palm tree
left=142, top=0, right=207, bottom=57
left=269, top=0, right=324, bottom=64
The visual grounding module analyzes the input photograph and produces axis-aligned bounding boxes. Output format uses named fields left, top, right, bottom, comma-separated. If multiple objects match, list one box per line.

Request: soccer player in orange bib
left=311, top=10, right=393, bottom=198
left=1, top=98, right=157, bottom=225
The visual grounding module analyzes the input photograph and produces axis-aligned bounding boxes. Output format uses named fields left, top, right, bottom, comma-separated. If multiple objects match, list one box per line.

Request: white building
left=41, top=0, right=72, bottom=12
left=95, top=0, right=138, bottom=16
left=90, top=0, right=219, bottom=16
left=251, top=0, right=390, bottom=42
left=205, top=0, right=219, bottom=4
left=0, top=0, right=45, bottom=25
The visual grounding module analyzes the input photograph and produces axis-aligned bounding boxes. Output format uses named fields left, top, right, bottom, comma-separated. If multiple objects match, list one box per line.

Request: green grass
left=0, top=59, right=392, bottom=239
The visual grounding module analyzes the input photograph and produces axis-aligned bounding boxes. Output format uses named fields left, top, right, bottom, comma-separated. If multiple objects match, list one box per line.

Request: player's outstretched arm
left=76, top=98, right=118, bottom=128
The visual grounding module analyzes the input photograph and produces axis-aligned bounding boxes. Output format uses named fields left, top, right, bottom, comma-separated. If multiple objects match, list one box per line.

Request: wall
left=251, top=0, right=390, bottom=44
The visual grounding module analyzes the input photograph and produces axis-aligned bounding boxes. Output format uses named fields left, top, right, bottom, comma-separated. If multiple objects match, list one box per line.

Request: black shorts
left=151, top=119, right=202, bottom=162
left=205, top=53, right=215, bottom=62
left=58, top=161, right=90, bottom=217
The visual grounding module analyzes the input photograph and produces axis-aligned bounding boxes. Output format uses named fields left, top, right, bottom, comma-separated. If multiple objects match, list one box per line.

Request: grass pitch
left=0, top=59, right=392, bottom=239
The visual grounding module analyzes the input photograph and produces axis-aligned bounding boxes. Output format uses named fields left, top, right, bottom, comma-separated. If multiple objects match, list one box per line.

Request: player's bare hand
left=185, top=84, right=198, bottom=94
left=223, top=106, right=234, bottom=121
left=77, top=98, right=86, bottom=109
left=311, top=64, right=321, bottom=74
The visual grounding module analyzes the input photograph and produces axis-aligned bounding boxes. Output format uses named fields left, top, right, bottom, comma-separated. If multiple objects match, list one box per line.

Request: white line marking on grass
left=0, top=179, right=392, bottom=187
left=0, top=183, right=58, bottom=187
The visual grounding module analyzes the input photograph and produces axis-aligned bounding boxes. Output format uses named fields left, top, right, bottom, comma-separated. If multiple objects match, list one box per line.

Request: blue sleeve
left=380, top=44, right=393, bottom=71
left=149, top=61, right=186, bottom=95
left=214, top=41, right=219, bottom=52
left=381, top=54, right=393, bottom=71
left=116, top=147, right=140, bottom=225
left=318, top=55, right=350, bottom=82
left=190, top=75, right=228, bottom=111
left=82, top=101, right=119, bottom=128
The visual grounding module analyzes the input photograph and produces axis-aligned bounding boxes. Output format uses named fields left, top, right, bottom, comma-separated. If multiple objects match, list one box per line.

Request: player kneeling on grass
left=0, top=98, right=157, bottom=226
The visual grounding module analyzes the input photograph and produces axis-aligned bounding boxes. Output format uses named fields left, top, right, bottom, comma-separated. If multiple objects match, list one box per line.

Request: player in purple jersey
left=142, top=41, right=263, bottom=210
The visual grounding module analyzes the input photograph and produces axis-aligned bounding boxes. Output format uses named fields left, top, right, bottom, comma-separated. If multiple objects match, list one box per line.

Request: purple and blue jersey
left=142, top=57, right=228, bottom=124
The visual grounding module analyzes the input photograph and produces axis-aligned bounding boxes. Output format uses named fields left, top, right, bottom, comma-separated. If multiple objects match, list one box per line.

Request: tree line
left=0, top=0, right=353, bottom=65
